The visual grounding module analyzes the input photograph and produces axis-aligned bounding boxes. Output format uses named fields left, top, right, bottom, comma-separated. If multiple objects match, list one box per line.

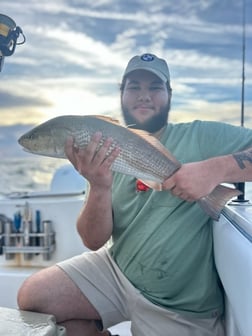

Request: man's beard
left=121, top=102, right=170, bottom=133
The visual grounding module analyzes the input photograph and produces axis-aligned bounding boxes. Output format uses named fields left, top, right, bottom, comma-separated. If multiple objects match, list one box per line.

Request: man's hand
left=65, top=132, right=120, bottom=190
left=162, top=161, right=220, bottom=201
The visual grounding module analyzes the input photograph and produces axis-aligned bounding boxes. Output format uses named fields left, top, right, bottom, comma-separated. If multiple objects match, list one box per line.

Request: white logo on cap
left=141, top=53, right=154, bottom=62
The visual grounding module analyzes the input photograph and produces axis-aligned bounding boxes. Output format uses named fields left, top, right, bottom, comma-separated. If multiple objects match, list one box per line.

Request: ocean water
left=0, top=157, right=68, bottom=196
left=0, top=157, right=252, bottom=200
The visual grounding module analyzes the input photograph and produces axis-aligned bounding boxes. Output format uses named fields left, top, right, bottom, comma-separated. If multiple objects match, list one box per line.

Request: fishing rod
left=0, top=13, right=26, bottom=72
left=240, top=0, right=246, bottom=128
left=235, top=0, right=247, bottom=202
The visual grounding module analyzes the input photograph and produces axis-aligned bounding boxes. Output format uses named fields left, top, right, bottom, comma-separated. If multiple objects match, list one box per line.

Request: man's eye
left=150, top=86, right=163, bottom=90
left=127, top=86, right=139, bottom=90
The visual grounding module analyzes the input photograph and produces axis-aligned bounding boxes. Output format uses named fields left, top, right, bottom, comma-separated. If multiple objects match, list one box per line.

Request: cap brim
left=124, top=67, right=167, bottom=82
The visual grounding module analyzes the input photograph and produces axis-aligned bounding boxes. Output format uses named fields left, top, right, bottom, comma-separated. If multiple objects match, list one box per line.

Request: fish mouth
left=17, top=135, right=23, bottom=144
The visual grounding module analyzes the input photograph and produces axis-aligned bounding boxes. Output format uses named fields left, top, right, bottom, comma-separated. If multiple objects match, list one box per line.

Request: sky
left=0, top=0, right=252, bottom=156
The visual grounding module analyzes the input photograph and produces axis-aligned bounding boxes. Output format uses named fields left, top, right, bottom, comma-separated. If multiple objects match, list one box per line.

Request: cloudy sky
left=0, top=0, right=252, bottom=136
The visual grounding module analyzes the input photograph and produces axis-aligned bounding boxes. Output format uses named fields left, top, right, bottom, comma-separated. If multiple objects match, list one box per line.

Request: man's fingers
left=103, top=146, right=121, bottom=168
left=64, top=136, right=76, bottom=162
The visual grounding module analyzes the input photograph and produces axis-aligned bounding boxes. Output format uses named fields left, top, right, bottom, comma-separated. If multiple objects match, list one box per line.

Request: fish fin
left=198, top=185, right=242, bottom=221
left=139, top=179, right=163, bottom=191
left=91, top=115, right=121, bottom=125
left=128, top=128, right=181, bottom=166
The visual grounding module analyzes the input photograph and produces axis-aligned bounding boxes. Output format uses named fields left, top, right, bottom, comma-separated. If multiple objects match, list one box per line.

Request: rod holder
left=0, top=213, right=56, bottom=261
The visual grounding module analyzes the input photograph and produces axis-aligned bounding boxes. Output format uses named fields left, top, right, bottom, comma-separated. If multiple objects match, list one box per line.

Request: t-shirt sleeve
left=197, top=121, right=252, bottom=159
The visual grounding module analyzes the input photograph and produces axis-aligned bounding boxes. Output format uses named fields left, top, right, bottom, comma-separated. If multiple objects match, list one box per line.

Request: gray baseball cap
left=123, top=53, right=170, bottom=83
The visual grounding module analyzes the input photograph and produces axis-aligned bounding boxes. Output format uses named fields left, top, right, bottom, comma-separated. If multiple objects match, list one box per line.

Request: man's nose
left=137, top=89, right=151, bottom=101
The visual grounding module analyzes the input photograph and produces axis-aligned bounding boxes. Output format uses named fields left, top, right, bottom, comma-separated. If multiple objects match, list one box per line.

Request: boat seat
left=0, top=306, right=66, bottom=335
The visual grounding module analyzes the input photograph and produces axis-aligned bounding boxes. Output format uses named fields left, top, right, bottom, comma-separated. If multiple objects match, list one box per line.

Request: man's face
left=121, top=70, right=171, bottom=133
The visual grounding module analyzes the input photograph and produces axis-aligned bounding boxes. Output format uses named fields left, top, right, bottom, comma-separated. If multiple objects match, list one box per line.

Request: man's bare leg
left=17, top=265, right=111, bottom=336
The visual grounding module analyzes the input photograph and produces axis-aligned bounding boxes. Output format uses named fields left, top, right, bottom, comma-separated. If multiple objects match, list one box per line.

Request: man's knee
left=17, top=265, right=72, bottom=313
left=17, top=275, right=37, bottom=311
left=17, top=268, right=51, bottom=312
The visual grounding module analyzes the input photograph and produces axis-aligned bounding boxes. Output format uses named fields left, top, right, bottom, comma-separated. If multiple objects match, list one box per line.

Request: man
left=17, top=53, right=252, bottom=336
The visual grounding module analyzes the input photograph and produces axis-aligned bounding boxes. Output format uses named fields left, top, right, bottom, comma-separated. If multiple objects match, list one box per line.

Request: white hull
left=213, top=203, right=252, bottom=336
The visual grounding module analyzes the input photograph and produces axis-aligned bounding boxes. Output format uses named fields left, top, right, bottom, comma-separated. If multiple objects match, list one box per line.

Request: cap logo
left=140, top=53, right=155, bottom=62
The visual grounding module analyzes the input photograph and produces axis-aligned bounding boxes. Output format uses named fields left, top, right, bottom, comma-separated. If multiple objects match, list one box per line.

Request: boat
left=213, top=199, right=252, bottom=336
left=0, top=162, right=251, bottom=335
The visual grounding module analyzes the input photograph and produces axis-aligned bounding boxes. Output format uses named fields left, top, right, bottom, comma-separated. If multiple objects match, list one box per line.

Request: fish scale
left=61, top=117, right=180, bottom=182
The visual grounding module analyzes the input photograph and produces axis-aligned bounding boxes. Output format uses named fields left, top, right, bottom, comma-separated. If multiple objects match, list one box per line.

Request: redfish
left=18, top=115, right=241, bottom=220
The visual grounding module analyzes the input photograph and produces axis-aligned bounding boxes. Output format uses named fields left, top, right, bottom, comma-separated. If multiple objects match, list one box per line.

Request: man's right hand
left=64, top=132, right=120, bottom=190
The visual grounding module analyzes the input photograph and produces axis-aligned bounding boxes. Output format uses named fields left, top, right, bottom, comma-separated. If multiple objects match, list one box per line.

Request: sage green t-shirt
left=110, top=120, right=252, bottom=318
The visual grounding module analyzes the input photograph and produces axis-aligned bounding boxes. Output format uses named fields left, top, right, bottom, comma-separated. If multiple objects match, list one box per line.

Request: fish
left=18, top=115, right=241, bottom=220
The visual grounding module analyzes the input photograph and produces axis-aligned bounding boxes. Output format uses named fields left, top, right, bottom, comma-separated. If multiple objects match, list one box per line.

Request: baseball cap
left=122, top=53, right=170, bottom=83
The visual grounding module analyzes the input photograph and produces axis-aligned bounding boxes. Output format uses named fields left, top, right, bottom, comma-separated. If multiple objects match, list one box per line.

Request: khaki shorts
left=58, top=247, right=225, bottom=336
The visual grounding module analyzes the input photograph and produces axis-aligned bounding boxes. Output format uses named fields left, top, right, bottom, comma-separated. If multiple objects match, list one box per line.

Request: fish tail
left=198, top=185, right=242, bottom=221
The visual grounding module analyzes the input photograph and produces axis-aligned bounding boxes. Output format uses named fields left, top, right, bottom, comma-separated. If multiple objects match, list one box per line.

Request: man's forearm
left=77, top=186, right=113, bottom=251
left=213, top=146, right=252, bottom=184
left=162, top=146, right=252, bottom=201
left=233, top=148, right=252, bottom=170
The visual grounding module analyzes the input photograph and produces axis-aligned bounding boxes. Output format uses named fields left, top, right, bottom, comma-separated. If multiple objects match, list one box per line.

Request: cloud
left=0, top=0, right=251, bottom=158
left=0, top=90, right=44, bottom=108
left=0, top=0, right=251, bottom=129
